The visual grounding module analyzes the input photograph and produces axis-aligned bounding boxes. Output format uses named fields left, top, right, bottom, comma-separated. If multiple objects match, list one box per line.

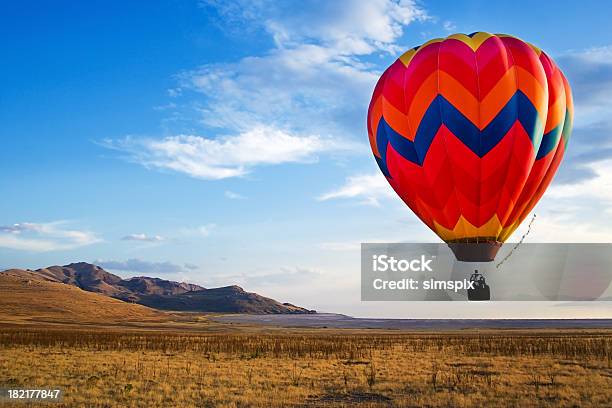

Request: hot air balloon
left=367, top=32, right=573, bottom=262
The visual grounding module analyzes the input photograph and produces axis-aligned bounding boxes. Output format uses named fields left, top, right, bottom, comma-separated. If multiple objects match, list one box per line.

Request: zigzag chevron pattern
left=367, top=32, right=573, bottom=242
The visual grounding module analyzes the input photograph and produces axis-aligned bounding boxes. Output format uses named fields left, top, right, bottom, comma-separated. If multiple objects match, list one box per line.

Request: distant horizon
left=4, top=259, right=612, bottom=320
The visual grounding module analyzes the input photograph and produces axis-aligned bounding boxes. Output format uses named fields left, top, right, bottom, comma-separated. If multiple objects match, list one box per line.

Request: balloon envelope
left=367, top=33, right=573, bottom=261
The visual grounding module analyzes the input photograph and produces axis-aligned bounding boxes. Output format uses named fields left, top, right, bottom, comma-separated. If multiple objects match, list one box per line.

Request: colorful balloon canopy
left=367, top=32, right=573, bottom=261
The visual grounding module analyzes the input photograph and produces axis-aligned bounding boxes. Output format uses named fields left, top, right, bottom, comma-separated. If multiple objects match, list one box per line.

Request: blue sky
left=2, top=0, right=612, bottom=317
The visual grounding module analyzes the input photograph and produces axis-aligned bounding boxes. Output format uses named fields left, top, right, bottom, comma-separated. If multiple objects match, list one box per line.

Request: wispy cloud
left=442, top=21, right=456, bottom=32
left=206, top=266, right=321, bottom=287
left=95, top=258, right=192, bottom=274
left=537, top=46, right=612, bottom=188
left=225, top=190, right=246, bottom=200
left=101, top=1, right=425, bottom=181
left=549, top=159, right=612, bottom=204
left=184, top=1, right=426, bottom=137
left=558, top=46, right=612, bottom=128
left=318, top=173, right=395, bottom=206
left=202, top=0, right=427, bottom=53
left=180, top=224, right=216, bottom=237
left=0, top=221, right=101, bottom=252
left=121, top=233, right=164, bottom=242
left=184, top=263, right=199, bottom=270
left=102, top=126, right=352, bottom=180
left=319, top=241, right=362, bottom=251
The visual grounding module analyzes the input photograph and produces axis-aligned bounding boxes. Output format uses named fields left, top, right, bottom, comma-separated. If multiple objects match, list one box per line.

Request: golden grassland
left=1, top=326, right=611, bottom=407
left=0, top=272, right=168, bottom=325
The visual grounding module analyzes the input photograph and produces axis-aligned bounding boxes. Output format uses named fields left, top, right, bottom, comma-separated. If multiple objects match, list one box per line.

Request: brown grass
left=0, top=272, right=167, bottom=325
left=1, top=327, right=611, bottom=407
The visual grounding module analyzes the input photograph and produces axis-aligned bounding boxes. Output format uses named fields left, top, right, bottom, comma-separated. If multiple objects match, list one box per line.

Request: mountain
left=1, top=263, right=315, bottom=314
left=0, top=269, right=165, bottom=324
left=33, top=262, right=204, bottom=302
left=34, top=262, right=131, bottom=298
left=137, top=285, right=315, bottom=314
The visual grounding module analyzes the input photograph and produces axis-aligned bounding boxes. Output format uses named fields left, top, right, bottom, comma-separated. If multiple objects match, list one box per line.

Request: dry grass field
left=1, top=271, right=611, bottom=406
left=1, top=327, right=611, bottom=407
left=0, top=271, right=168, bottom=325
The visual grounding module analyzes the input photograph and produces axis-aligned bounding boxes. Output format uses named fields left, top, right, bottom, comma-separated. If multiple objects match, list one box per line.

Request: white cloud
left=225, top=190, right=246, bottom=200
left=178, top=1, right=425, bottom=154
left=103, top=126, right=350, bottom=180
left=204, top=0, right=427, bottom=54
left=103, top=1, right=426, bottom=181
left=95, top=258, right=188, bottom=274
left=549, top=159, right=612, bottom=204
left=182, top=45, right=378, bottom=137
left=167, top=88, right=182, bottom=97
left=204, top=266, right=322, bottom=288
left=195, top=225, right=214, bottom=237
left=545, top=159, right=612, bottom=233
left=319, top=239, right=398, bottom=251
left=0, top=222, right=101, bottom=252
left=563, top=45, right=612, bottom=65
left=121, top=233, right=164, bottom=242
left=442, top=21, right=456, bottom=32
left=261, top=0, right=427, bottom=53
left=524, top=213, right=612, bottom=243
left=319, top=241, right=362, bottom=252
left=318, top=173, right=395, bottom=206
left=498, top=159, right=612, bottom=243
left=184, top=263, right=199, bottom=270
left=557, top=46, right=612, bottom=128
left=180, top=224, right=216, bottom=237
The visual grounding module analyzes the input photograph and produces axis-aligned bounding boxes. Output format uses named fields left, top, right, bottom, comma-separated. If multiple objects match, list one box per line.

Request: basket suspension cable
left=495, top=213, right=537, bottom=269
